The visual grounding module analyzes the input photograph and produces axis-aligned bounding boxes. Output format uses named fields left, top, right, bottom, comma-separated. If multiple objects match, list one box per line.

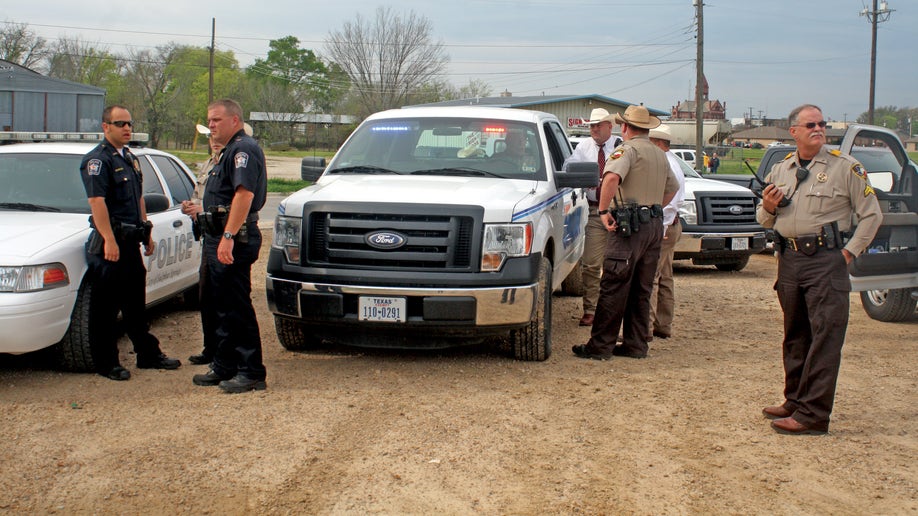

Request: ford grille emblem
left=728, top=204, right=743, bottom=215
left=366, top=231, right=407, bottom=249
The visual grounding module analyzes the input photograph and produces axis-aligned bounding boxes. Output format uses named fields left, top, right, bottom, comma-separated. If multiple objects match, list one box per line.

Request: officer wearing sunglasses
left=755, top=104, right=882, bottom=436
left=79, top=105, right=182, bottom=380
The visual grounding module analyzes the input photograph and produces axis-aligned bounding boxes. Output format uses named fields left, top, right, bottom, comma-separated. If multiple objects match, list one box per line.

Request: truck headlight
left=0, top=264, right=69, bottom=292
left=273, top=216, right=302, bottom=263
left=481, top=223, right=532, bottom=271
left=679, top=200, right=697, bottom=225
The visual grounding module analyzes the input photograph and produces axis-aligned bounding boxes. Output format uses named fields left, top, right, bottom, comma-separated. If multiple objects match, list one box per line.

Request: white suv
left=0, top=139, right=202, bottom=370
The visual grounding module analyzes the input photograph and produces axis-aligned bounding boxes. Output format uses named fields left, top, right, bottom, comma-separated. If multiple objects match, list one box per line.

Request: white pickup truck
left=266, top=107, right=596, bottom=361
left=673, top=157, right=767, bottom=271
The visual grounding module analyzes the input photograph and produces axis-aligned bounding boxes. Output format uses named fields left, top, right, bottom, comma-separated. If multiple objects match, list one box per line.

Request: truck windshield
left=327, top=117, right=546, bottom=180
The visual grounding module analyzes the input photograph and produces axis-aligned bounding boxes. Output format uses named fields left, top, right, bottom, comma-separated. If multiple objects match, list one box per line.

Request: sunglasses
left=106, top=120, right=133, bottom=128
left=795, top=121, right=827, bottom=129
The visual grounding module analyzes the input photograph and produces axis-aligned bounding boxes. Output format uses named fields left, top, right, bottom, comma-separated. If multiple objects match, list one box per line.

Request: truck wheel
left=714, top=256, right=750, bottom=272
left=55, top=281, right=98, bottom=372
left=510, top=257, right=552, bottom=361
left=560, top=260, right=584, bottom=296
left=860, top=288, right=918, bottom=322
left=275, top=316, right=319, bottom=350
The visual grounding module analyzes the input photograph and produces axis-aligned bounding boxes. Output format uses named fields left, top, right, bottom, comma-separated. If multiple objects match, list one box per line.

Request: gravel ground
left=1, top=158, right=915, bottom=514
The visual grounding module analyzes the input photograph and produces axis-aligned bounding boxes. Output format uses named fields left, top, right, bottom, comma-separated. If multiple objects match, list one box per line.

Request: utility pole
left=860, top=1, right=893, bottom=125
left=209, top=18, right=215, bottom=104
left=694, top=0, right=704, bottom=172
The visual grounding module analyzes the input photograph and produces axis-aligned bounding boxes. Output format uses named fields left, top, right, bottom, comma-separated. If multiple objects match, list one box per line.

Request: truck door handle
left=173, top=220, right=183, bottom=228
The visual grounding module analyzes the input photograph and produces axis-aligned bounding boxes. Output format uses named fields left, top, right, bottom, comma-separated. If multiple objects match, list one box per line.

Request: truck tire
left=275, top=316, right=319, bottom=350
left=510, top=257, right=552, bottom=361
left=713, top=256, right=750, bottom=272
left=859, top=288, right=918, bottom=322
left=560, top=260, right=584, bottom=296
left=55, top=281, right=98, bottom=372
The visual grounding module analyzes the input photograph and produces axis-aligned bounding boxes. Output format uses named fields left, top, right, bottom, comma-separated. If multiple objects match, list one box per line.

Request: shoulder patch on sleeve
left=234, top=151, right=249, bottom=169
left=829, top=149, right=842, bottom=156
left=851, top=163, right=868, bottom=182
left=87, top=159, right=102, bottom=176
left=610, top=149, right=625, bottom=160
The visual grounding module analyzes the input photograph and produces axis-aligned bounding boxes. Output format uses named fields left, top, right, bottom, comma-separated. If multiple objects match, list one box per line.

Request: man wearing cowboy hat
left=572, top=105, right=680, bottom=360
left=647, top=124, right=686, bottom=340
left=563, top=108, right=623, bottom=327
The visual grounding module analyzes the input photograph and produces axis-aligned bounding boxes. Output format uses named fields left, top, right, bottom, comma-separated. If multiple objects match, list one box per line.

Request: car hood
left=0, top=212, right=89, bottom=261
left=281, top=175, right=537, bottom=221
left=683, top=176, right=754, bottom=196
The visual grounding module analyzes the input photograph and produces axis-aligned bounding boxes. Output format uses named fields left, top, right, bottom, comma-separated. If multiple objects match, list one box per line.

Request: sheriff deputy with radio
left=756, top=103, right=881, bottom=435
left=190, top=99, right=268, bottom=393
left=80, top=105, right=181, bottom=380
left=572, top=105, right=679, bottom=361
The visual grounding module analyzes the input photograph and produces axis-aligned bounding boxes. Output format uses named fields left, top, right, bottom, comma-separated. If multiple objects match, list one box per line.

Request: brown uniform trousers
left=589, top=217, right=664, bottom=355
left=775, top=247, right=850, bottom=431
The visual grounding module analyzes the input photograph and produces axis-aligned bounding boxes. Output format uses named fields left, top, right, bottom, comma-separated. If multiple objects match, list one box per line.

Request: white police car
left=0, top=135, right=202, bottom=370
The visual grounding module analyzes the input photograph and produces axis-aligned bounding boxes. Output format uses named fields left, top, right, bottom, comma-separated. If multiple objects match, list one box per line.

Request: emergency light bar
left=0, top=131, right=150, bottom=143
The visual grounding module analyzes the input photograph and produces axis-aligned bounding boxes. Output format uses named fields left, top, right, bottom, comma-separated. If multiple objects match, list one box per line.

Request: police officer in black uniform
left=80, top=105, right=181, bottom=380
left=191, top=99, right=268, bottom=393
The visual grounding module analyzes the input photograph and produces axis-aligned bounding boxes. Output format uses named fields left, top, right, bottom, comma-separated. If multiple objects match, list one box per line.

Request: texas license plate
left=358, top=296, right=406, bottom=322
left=732, top=238, right=749, bottom=251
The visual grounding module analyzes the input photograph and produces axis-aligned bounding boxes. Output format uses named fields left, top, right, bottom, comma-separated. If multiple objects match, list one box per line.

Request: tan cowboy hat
left=584, top=108, right=610, bottom=125
left=607, top=105, right=661, bottom=130
left=649, top=124, right=672, bottom=141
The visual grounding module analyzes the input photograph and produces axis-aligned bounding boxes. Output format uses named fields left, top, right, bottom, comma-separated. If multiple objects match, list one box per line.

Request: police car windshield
left=0, top=153, right=90, bottom=214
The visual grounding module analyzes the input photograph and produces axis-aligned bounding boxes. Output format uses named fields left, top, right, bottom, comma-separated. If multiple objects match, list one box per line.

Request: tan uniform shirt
left=193, top=151, right=223, bottom=203
left=602, top=134, right=679, bottom=205
left=756, top=146, right=882, bottom=256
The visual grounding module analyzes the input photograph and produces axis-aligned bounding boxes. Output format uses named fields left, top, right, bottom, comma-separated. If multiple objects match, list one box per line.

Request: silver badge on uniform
left=817, top=172, right=828, bottom=183
left=87, top=159, right=102, bottom=176
left=234, top=152, right=249, bottom=169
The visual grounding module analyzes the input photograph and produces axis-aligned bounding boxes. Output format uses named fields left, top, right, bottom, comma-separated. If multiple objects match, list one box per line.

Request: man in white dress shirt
left=563, top=108, right=623, bottom=326
left=647, top=124, right=686, bottom=339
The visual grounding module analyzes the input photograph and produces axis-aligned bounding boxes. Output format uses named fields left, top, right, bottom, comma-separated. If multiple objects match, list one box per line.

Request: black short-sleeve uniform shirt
left=202, top=130, right=267, bottom=212
left=80, top=140, right=144, bottom=226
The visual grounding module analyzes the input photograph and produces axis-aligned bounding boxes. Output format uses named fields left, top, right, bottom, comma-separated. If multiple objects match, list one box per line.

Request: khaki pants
left=650, top=221, right=682, bottom=335
left=581, top=210, right=610, bottom=315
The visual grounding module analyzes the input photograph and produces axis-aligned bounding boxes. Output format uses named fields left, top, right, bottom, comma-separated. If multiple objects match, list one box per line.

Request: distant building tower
left=670, top=75, right=726, bottom=121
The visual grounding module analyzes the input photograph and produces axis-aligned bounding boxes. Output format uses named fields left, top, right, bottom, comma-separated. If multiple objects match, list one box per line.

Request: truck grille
left=698, top=193, right=758, bottom=224
left=305, top=205, right=480, bottom=270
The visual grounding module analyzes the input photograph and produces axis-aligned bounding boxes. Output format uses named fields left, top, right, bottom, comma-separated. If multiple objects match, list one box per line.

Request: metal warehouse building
left=0, top=59, right=105, bottom=133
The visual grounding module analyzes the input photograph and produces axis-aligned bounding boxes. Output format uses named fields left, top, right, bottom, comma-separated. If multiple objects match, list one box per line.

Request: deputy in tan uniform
left=572, top=105, right=679, bottom=360
left=756, top=103, right=881, bottom=435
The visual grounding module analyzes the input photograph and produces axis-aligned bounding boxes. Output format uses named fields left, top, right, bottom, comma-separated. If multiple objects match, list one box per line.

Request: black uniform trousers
left=196, top=256, right=218, bottom=360
left=588, top=218, right=664, bottom=355
left=85, top=237, right=160, bottom=372
left=775, top=247, right=850, bottom=431
left=202, top=224, right=266, bottom=381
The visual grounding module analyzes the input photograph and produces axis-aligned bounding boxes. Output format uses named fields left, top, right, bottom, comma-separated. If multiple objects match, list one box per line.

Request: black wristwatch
left=223, top=231, right=234, bottom=240
left=597, top=209, right=609, bottom=215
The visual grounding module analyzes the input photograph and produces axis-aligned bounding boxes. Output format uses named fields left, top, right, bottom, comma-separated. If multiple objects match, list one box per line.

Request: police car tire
left=275, top=316, right=319, bottom=351
left=713, top=256, right=750, bottom=272
left=859, top=288, right=918, bottom=322
left=56, top=281, right=98, bottom=372
left=560, top=260, right=585, bottom=297
left=510, top=257, right=552, bottom=361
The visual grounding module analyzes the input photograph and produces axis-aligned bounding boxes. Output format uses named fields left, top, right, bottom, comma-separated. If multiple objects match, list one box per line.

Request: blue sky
left=5, top=0, right=916, bottom=122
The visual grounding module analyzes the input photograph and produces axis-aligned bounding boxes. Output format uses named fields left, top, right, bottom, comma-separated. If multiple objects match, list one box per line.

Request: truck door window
left=544, top=121, right=571, bottom=170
